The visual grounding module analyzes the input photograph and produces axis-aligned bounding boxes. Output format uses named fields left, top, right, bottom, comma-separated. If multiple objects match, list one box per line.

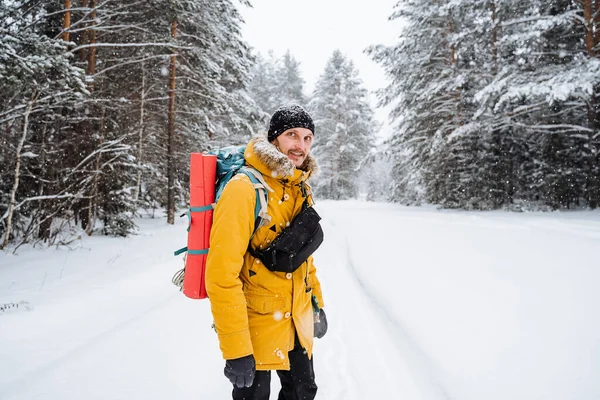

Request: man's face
left=273, top=127, right=314, bottom=168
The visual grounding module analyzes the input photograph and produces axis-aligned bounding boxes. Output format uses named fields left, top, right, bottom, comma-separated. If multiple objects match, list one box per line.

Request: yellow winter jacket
left=205, top=134, right=324, bottom=371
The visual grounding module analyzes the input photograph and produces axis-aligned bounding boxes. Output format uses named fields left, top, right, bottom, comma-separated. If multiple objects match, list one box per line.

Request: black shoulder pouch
left=249, top=202, right=324, bottom=273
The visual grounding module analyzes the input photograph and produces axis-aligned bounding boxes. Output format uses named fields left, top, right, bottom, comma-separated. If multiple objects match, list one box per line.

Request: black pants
left=232, top=337, right=318, bottom=400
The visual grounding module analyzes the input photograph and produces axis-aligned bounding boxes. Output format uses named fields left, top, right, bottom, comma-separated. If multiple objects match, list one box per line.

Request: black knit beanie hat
left=267, top=105, right=315, bottom=142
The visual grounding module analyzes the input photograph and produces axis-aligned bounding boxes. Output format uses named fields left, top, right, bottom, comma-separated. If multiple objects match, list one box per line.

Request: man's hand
left=224, top=354, right=256, bottom=388
left=314, top=308, right=328, bottom=339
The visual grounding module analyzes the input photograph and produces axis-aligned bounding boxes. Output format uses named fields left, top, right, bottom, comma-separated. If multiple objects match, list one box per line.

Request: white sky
left=239, top=0, right=401, bottom=135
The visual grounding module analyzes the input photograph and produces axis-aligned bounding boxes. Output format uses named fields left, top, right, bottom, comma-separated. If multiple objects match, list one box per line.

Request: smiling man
left=267, top=105, right=315, bottom=167
left=205, top=105, right=328, bottom=400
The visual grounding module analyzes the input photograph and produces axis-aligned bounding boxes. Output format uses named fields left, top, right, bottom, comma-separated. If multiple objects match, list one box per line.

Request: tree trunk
left=583, top=0, right=598, bottom=129
left=584, top=0, right=595, bottom=58
left=62, top=0, right=72, bottom=43
left=84, top=0, right=98, bottom=234
left=594, top=1, right=600, bottom=208
left=38, top=124, right=52, bottom=241
left=1, top=92, right=38, bottom=249
left=584, top=0, right=600, bottom=208
left=86, top=107, right=105, bottom=236
left=448, top=12, right=462, bottom=126
left=79, top=0, right=89, bottom=62
left=87, top=0, right=97, bottom=82
left=449, top=19, right=456, bottom=66
left=167, top=17, right=178, bottom=225
left=133, top=61, right=147, bottom=205
left=490, top=0, right=499, bottom=76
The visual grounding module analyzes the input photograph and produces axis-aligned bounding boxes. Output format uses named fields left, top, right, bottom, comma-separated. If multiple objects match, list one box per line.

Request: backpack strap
left=174, top=167, right=271, bottom=257
left=237, top=166, right=272, bottom=234
left=173, top=205, right=214, bottom=256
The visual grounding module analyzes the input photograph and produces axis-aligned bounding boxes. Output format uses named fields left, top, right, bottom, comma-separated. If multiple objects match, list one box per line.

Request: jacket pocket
left=258, top=227, right=278, bottom=250
left=245, top=292, right=285, bottom=315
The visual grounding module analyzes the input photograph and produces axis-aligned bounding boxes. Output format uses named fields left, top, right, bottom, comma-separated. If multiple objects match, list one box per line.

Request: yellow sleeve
left=205, top=175, right=256, bottom=360
left=307, top=255, right=325, bottom=309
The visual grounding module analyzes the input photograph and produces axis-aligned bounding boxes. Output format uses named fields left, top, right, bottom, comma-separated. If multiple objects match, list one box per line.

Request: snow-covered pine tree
left=308, top=50, right=378, bottom=200
left=71, top=0, right=142, bottom=235
left=0, top=1, right=87, bottom=248
left=274, top=50, right=307, bottom=108
left=472, top=0, right=600, bottom=209
left=421, top=1, right=481, bottom=209
left=368, top=0, right=461, bottom=205
left=155, top=0, right=257, bottom=223
left=247, top=49, right=308, bottom=130
left=247, top=52, right=279, bottom=120
left=427, top=0, right=525, bottom=209
left=66, top=0, right=257, bottom=227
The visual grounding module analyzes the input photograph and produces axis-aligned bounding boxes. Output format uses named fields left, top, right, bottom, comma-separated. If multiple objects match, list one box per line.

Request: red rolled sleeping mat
left=183, top=153, right=217, bottom=299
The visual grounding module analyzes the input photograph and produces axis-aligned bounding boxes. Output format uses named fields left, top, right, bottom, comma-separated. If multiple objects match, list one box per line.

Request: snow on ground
left=1, top=201, right=599, bottom=400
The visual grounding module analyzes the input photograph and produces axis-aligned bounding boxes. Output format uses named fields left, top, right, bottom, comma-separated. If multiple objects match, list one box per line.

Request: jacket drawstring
left=279, top=178, right=289, bottom=204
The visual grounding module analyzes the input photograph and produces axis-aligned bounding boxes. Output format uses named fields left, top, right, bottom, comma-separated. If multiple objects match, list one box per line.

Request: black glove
left=313, top=308, right=328, bottom=339
left=224, top=354, right=256, bottom=388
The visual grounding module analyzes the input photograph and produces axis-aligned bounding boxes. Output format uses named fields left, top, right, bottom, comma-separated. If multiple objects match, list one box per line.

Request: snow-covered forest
left=2, top=0, right=600, bottom=249
left=369, top=0, right=600, bottom=210
left=0, top=0, right=380, bottom=248
left=1, top=0, right=262, bottom=249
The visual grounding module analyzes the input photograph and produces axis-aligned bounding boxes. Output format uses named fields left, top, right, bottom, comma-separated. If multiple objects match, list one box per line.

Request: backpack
left=172, top=145, right=272, bottom=299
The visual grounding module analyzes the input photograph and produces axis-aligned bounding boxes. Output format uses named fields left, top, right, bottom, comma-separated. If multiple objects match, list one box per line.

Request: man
left=205, top=105, right=328, bottom=400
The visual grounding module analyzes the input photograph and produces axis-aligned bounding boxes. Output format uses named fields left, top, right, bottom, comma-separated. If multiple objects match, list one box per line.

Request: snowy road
left=1, top=202, right=599, bottom=400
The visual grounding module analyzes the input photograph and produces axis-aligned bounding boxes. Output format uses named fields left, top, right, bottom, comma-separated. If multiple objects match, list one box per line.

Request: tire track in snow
left=319, top=325, right=357, bottom=399
left=316, top=218, right=364, bottom=400
left=342, top=236, right=454, bottom=400
left=319, top=214, right=440, bottom=400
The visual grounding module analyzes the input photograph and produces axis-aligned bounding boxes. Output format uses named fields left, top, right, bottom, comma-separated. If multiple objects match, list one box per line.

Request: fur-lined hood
left=244, top=133, right=318, bottom=181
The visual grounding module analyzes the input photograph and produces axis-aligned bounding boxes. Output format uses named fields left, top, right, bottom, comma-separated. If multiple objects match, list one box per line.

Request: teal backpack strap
left=174, top=247, right=209, bottom=256
left=173, top=204, right=214, bottom=256
left=237, top=167, right=272, bottom=237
